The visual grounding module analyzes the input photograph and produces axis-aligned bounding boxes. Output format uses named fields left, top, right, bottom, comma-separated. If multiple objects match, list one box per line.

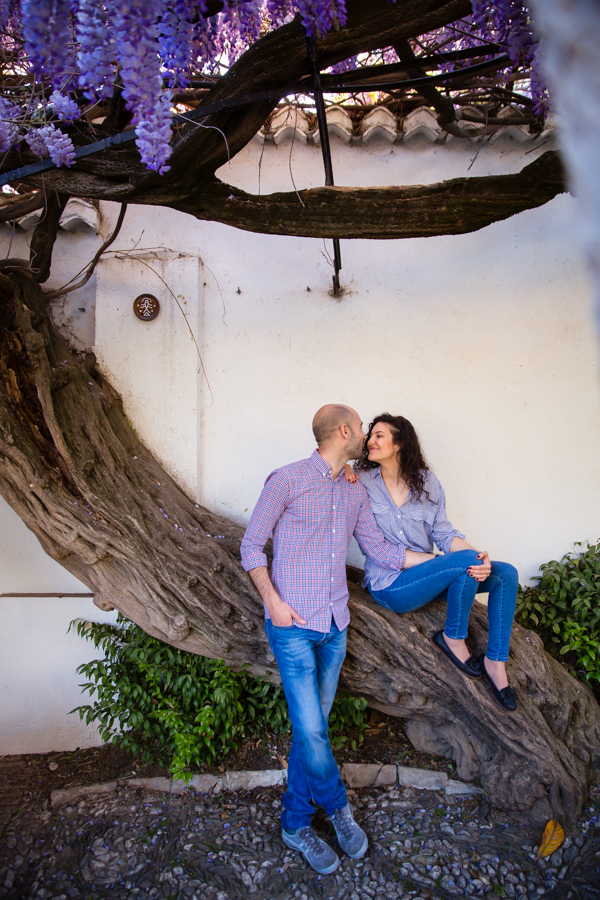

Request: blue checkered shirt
left=241, top=450, right=406, bottom=632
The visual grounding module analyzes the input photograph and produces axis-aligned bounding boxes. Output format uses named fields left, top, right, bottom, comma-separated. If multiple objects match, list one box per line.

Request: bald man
left=241, top=405, right=407, bottom=874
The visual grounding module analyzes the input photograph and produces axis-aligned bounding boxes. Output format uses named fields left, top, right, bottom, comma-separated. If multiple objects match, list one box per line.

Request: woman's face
left=367, top=422, right=399, bottom=465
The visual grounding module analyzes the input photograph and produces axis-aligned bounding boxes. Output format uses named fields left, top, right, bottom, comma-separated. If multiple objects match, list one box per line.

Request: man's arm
left=240, top=469, right=306, bottom=627
left=353, top=492, right=417, bottom=570
left=248, top=566, right=306, bottom=627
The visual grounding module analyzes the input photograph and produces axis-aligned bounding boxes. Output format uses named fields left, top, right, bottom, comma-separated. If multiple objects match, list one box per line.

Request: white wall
left=0, top=492, right=117, bottom=755
left=95, top=132, right=600, bottom=578
left=0, top=597, right=117, bottom=755
left=1, top=127, right=600, bottom=753
left=95, top=252, right=202, bottom=499
left=0, top=208, right=116, bottom=755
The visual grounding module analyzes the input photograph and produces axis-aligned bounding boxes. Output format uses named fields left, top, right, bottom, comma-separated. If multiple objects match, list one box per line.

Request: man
left=241, top=404, right=422, bottom=875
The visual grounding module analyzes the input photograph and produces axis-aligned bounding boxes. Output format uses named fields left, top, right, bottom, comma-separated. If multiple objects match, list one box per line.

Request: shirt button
left=331, top=577, right=334, bottom=582
left=332, top=528, right=336, bottom=533
left=332, top=553, right=335, bottom=558
left=333, top=505, right=336, bottom=510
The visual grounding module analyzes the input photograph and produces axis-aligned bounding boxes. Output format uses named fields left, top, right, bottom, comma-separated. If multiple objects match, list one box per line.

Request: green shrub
left=515, top=540, right=600, bottom=698
left=71, top=615, right=369, bottom=781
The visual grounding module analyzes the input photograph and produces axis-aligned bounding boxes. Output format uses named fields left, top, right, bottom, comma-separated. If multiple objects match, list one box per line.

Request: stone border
left=50, top=764, right=484, bottom=807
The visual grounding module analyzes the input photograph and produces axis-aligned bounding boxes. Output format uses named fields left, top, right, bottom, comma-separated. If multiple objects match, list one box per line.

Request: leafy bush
left=71, top=615, right=369, bottom=781
left=515, top=541, right=600, bottom=698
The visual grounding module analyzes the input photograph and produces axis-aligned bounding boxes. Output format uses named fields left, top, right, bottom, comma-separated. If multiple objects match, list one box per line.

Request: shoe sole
left=430, top=634, right=482, bottom=679
left=281, top=832, right=340, bottom=874
left=342, top=834, right=368, bottom=859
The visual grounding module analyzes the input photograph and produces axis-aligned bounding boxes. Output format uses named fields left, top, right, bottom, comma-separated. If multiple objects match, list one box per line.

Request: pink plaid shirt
left=241, top=450, right=406, bottom=632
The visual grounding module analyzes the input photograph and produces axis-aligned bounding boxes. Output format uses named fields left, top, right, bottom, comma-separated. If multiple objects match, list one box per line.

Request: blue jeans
left=265, top=619, right=348, bottom=831
left=369, top=549, right=518, bottom=662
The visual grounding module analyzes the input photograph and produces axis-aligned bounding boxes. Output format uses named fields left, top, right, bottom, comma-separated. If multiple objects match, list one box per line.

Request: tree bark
left=0, top=270, right=598, bottom=828
left=172, top=151, right=565, bottom=239
left=0, top=0, right=566, bottom=244
left=3, top=0, right=471, bottom=202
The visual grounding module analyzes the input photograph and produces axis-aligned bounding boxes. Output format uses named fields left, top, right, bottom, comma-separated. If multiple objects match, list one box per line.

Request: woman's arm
left=449, top=536, right=491, bottom=581
left=344, top=463, right=359, bottom=484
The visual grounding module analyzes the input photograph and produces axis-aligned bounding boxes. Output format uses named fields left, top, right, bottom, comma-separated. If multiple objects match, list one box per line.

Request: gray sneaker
left=330, top=804, right=368, bottom=859
left=282, top=826, right=340, bottom=874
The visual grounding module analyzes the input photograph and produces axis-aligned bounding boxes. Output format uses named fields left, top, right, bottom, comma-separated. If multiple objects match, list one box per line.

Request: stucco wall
left=1, top=128, right=599, bottom=753
left=0, top=210, right=114, bottom=755
left=0, top=596, right=117, bottom=755
left=94, top=133, right=600, bottom=577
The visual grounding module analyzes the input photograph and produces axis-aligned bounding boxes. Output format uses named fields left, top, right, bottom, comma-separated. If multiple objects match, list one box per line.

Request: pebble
left=0, top=783, right=598, bottom=899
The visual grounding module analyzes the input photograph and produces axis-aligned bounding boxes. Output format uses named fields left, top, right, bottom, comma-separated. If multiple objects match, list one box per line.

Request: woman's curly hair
left=355, top=413, right=432, bottom=502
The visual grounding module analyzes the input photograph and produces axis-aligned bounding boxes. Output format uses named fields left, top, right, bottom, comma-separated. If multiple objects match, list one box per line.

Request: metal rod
left=305, top=34, right=341, bottom=296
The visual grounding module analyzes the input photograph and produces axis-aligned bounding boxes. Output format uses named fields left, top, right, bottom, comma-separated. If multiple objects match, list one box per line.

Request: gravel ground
left=0, top=782, right=598, bottom=900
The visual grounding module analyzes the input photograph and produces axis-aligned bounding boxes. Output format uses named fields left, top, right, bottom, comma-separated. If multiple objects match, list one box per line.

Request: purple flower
left=49, top=90, right=80, bottom=123
left=75, top=0, right=115, bottom=101
left=5, top=0, right=547, bottom=175
left=0, top=98, right=18, bottom=153
left=159, top=0, right=199, bottom=87
left=297, top=0, right=347, bottom=39
left=266, top=0, right=295, bottom=28
left=25, top=124, right=76, bottom=167
left=113, top=0, right=173, bottom=172
left=21, top=0, right=72, bottom=87
left=0, top=0, right=10, bottom=30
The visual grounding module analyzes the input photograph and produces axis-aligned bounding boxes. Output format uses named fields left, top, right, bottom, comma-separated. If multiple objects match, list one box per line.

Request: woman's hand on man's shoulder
left=344, top=463, right=359, bottom=484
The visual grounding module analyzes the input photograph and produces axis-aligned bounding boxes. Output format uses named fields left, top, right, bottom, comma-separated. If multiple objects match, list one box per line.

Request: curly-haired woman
left=349, top=414, right=519, bottom=712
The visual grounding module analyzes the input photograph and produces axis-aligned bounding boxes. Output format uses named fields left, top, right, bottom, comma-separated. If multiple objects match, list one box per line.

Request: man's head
left=312, top=404, right=365, bottom=460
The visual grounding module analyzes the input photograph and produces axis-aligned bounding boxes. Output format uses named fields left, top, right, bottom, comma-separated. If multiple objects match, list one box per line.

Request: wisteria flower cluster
left=471, top=0, right=548, bottom=112
left=25, top=124, right=76, bottom=168
left=1, top=0, right=543, bottom=176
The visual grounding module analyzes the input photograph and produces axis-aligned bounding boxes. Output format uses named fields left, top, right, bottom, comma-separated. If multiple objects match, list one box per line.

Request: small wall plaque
left=133, top=293, right=160, bottom=321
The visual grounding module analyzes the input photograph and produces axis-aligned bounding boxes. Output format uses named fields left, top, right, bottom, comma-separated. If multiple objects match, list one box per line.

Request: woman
left=349, top=413, right=519, bottom=712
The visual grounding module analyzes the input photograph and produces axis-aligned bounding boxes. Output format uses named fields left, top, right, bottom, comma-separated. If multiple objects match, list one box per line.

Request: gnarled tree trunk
left=0, top=268, right=598, bottom=829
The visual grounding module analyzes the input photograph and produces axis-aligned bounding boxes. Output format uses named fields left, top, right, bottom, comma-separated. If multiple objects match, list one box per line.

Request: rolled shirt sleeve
left=240, top=468, right=290, bottom=572
left=353, top=492, right=406, bottom=571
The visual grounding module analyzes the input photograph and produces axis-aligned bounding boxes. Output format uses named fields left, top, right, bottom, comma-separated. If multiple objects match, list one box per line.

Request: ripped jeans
left=368, top=549, right=518, bottom=661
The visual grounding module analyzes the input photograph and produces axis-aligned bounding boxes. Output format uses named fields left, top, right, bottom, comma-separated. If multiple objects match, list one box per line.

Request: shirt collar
left=310, top=450, right=344, bottom=480
left=369, top=466, right=382, bottom=480
left=310, top=449, right=333, bottom=478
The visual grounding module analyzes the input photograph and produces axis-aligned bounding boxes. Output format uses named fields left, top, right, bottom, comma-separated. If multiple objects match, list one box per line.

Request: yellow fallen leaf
left=536, top=819, right=565, bottom=859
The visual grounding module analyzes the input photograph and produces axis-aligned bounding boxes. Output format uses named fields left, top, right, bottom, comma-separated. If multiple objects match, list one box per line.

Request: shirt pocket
left=408, top=504, right=435, bottom=526
left=370, top=502, right=390, bottom=526
left=369, top=502, right=397, bottom=541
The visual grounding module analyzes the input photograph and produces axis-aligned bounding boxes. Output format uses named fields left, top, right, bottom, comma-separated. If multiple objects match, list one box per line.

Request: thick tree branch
left=28, top=192, right=69, bottom=284
left=171, top=151, right=566, bottom=240
left=0, top=270, right=598, bottom=827
left=0, top=190, right=44, bottom=224
left=395, top=38, right=464, bottom=136
left=2, top=0, right=471, bottom=203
